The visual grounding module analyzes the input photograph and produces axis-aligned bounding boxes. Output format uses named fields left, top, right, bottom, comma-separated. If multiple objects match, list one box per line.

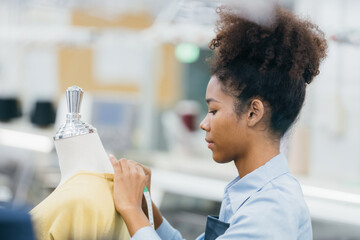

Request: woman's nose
left=200, top=116, right=209, bottom=131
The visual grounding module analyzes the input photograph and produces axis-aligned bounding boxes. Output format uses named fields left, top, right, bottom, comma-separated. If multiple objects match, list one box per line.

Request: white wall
left=295, top=0, right=360, bottom=182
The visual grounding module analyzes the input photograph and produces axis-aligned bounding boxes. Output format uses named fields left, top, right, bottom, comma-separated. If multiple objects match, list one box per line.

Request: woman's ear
left=247, top=99, right=265, bottom=127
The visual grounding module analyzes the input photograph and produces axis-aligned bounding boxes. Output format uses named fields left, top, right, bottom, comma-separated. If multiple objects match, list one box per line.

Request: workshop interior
left=0, top=0, right=360, bottom=239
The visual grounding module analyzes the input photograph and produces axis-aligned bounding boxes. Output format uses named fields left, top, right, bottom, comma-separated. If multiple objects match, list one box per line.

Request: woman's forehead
left=206, top=76, right=221, bottom=96
left=206, top=76, right=234, bottom=105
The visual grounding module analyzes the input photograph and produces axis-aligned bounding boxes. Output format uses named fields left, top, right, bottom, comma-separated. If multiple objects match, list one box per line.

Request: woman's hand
left=109, top=155, right=152, bottom=236
left=109, top=155, right=146, bottom=214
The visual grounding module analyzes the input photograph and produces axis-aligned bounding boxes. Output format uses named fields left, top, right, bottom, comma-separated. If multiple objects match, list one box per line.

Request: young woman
left=109, top=4, right=327, bottom=239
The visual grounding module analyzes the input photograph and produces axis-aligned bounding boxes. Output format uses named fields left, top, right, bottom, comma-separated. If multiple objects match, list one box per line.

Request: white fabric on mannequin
left=55, top=132, right=113, bottom=188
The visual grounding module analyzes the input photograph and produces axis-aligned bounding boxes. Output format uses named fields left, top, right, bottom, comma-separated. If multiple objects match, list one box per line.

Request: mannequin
left=55, top=133, right=113, bottom=187
left=30, top=86, right=129, bottom=240
left=53, top=85, right=114, bottom=186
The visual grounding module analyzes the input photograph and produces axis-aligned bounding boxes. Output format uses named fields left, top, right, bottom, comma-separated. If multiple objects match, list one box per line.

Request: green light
left=175, top=43, right=200, bottom=63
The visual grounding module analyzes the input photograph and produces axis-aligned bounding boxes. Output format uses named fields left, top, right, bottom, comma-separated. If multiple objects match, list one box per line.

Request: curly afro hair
left=208, top=5, right=327, bottom=137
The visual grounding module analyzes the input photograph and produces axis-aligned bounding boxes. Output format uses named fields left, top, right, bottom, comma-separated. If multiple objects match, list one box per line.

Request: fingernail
left=109, top=153, right=114, bottom=158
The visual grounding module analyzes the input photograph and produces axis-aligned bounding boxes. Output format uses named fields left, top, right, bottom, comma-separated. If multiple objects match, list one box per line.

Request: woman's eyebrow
left=206, top=98, right=220, bottom=104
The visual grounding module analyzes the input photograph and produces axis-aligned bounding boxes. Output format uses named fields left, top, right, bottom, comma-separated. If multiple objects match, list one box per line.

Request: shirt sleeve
left=131, top=227, right=160, bottom=240
left=217, top=189, right=300, bottom=239
left=131, top=218, right=183, bottom=240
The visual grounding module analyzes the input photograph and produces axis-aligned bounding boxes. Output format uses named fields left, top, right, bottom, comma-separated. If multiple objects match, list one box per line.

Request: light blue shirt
left=132, top=153, right=312, bottom=239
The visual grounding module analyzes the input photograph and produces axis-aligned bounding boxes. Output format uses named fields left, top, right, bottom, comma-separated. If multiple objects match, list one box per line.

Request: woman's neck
left=54, top=133, right=113, bottom=187
left=234, top=136, right=280, bottom=178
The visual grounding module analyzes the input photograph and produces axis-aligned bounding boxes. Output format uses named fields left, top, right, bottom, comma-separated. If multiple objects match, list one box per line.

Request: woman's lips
left=205, top=139, right=214, bottom=148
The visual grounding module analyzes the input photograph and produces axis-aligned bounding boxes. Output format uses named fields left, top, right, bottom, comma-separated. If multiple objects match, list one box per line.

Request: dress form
left=30, top=86, right=130, bottom=240
left=54, top=86, right=113, bottom=187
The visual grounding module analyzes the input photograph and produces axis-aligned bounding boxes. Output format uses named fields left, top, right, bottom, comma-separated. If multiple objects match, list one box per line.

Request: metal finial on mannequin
left=54, top=86, right=96, bottom=140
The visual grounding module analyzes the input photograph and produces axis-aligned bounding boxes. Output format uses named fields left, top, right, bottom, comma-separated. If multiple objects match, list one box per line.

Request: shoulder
left=226, top=173, right=311, bottom=238
left=31, top=188, right=97, bottom=222
left=32, top=175, right=113, bottom=218
left=240, top=173, right=309, bottom=220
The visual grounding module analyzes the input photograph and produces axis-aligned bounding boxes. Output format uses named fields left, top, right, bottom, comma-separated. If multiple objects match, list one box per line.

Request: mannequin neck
left=54, top=133, right=113, bottom=187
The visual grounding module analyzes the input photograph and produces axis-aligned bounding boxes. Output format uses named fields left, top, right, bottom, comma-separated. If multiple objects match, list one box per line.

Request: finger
left=128, top=159, right=138, bottom=167
left=137, top=163, right=150, bottom=174
left=136, top=166, right=146, bottom=190
left=143, top=165, right=151, bottom=176
left=136, top=164, right=145, bottom=176
left=135, top=163, right=144, bottom=173
left=129, top=161, right=138, bottom=174
left=109, top=154, right=122, bottom=173
left=119, top=158, right=128, bottom=174
left=127, top=159, right=135, bottom=171
left=128, top=160, right=140, bottom=172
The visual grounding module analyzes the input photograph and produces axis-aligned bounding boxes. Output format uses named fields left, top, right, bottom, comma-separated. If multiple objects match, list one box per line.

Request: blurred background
left=0, top=0, right=360, bottom=239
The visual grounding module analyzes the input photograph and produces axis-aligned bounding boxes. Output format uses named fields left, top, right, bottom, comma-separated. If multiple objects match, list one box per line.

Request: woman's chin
left=213, top=152, right=226, bottom=163
left=212, top=153, right=231, bottom=164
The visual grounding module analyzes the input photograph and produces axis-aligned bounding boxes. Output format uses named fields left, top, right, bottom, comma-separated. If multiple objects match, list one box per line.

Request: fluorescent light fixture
left=302, top=185, right=360, bottom=205
left=0, top=128, right=53, bottom=153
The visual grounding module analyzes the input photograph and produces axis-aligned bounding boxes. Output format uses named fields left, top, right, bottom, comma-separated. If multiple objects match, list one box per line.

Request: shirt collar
left=226, top=153, right=290, bottom=213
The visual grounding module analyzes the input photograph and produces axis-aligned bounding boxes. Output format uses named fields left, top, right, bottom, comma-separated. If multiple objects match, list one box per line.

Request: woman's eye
left=209, top=110, right=217, bottom=115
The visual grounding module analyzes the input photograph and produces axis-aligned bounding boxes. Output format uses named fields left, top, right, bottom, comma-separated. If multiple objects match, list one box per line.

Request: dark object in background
left=0, top=204, right=35, bottom=240
left=31, top=100, right=56, bottom=127
left=0, top=98, right=22, bottom=122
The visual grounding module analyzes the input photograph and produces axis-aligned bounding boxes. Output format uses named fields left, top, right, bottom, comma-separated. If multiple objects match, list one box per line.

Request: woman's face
left=200, top=76, right=249, bottom=163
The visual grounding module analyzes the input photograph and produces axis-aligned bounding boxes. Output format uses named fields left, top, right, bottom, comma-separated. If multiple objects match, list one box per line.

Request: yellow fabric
left=30, top=171, right=129, bottom=240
